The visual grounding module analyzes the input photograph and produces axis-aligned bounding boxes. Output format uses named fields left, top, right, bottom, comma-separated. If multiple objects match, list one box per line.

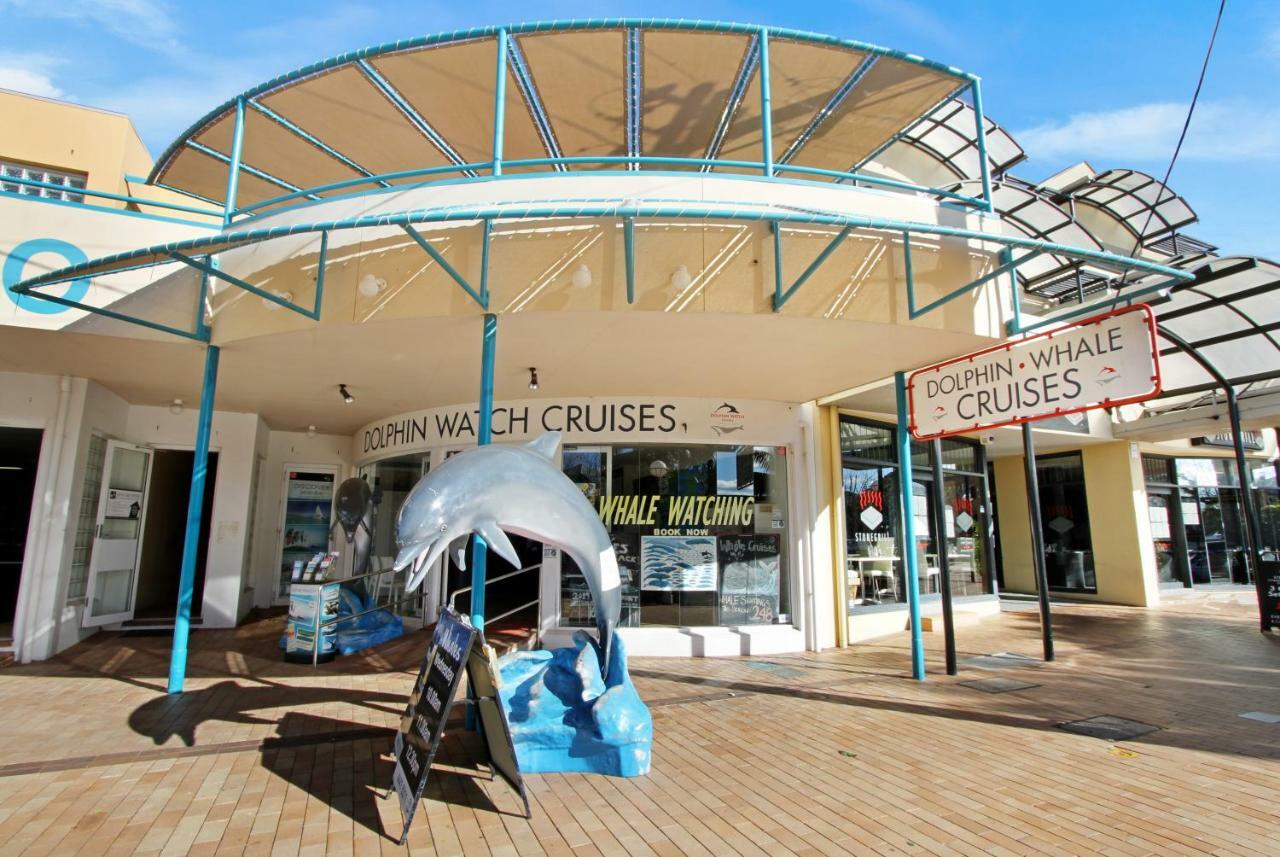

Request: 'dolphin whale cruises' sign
left=907, top=304, right=1161, bottom=440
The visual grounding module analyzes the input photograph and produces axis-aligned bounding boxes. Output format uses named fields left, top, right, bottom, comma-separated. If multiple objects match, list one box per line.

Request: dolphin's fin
left=450, top=536, right=468, bottom=571
left=525, top=430, right=561, bottom=460
left=476, top=519, right=521, bottom=568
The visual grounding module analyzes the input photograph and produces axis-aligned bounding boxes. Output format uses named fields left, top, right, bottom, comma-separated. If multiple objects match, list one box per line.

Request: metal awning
left=1072, top=169, right=1197, bottom=245
left=1137, top=256, right=1280, bottom=410
left=147, top=21, right=974, bottom=216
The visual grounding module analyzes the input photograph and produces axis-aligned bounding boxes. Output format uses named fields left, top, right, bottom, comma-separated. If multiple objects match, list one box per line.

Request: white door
left=83, top=441, right=153, bottom=626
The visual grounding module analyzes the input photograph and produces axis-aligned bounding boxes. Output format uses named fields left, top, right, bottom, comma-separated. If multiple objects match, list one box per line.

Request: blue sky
left=2, top=0, right=1276, bottom=257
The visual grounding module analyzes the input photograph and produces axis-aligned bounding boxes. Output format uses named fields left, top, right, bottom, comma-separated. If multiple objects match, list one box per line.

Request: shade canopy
left=146, top=21, right=973, bottom=213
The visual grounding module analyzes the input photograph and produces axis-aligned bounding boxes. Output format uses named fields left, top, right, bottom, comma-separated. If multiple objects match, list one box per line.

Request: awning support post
left=470, top=313, right=498, bottom=632
left=970, top=79, right=995, bottom=215
left=623, top=217, right=636, bottom=304
left=1021, top=422, right=1055, bottom=661
left=894, top=371, right=926, bottom=681
left=930, top=438, right=957, bottom=675
left=492, top=29, right=508, bottom=176
left=223, top=97, right=245, bottom=229
left=167, top=342, right=220, bottom=693
left=759, top=28, right=773, bottom=177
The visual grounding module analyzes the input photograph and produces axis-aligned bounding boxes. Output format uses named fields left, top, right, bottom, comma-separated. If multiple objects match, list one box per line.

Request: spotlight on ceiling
left=307, top=425, right=317, bottom=438
left=339, top=383, right=354, bottom=404
left=528, top=367, right=539, bottom=391
left=169, top=398, right=184, bottom=416
left=358, top=273, right=387, bottom=298
left=570, top=264, right=593, bottom=290
left=670, top=265, right=692, bottom=290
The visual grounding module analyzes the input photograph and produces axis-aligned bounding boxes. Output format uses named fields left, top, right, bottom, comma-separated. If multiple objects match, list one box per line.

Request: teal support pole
left=894, top=371, right=926, bottom=681
left=167, top=343, right=220, bottom=693
left=1002, top=248, right=1023, bottom=335
left=223, top=97, right=245, bottom=228
left=623, top=218, right=636, bottom=304
left=492, top=29, right=508, bottom=176
left=469, top=313, right=498, bottom=631
left=970, top=80, right=995, bottom=215
left=758, top=28, right=773, bottom=177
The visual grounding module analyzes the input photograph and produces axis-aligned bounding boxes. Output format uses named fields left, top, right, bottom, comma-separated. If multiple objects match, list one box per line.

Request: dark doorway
left=133, top=450, right=218, bottom=620
left=0, top=428, right=43, bottom=640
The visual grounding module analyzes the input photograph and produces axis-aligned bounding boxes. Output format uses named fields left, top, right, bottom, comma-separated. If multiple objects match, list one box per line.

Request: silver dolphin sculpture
left=392, top=431, right=621, bottom=664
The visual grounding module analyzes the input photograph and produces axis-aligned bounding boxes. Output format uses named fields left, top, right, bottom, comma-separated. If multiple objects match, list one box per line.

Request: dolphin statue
left=393, top=431, right=621, bottom=665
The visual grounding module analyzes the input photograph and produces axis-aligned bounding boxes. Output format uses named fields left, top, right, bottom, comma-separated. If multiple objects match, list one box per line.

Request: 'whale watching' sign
left=908, top=304, right=1160, bottom=440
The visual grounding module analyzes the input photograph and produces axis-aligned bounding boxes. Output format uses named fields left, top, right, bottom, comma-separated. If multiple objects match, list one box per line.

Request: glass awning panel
left=890, top=97, right=1025, bottom=180
left=1073, top=169, right=1197, bottom=244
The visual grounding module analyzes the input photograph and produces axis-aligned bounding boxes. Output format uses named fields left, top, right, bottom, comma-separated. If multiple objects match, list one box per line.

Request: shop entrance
left=0, top=427, right=43, bottom=642
left=132, top=449, right=218, bottom=621
left=1146, top=487, right=1191, bottom=587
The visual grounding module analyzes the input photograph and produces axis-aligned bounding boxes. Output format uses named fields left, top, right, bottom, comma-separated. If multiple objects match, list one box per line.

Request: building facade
left=2, top=21, right=1275, bottom=667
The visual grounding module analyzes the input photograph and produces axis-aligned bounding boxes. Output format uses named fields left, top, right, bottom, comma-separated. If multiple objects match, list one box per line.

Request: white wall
left=249, top=430, right=353, bottom=609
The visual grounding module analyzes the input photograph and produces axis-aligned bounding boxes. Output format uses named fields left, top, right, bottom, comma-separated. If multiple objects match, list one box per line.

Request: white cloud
left=1014, top=100, right=1280, bottom=163
left=0, top=0, right=183, bottom=56
left=0, top=52, right=66, bottom=98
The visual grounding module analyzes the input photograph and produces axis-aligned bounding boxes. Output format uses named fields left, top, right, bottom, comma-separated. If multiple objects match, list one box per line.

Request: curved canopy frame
left=142, top=20, right=994, bottom=223
left=1072, top=168, right=1197, bottom=245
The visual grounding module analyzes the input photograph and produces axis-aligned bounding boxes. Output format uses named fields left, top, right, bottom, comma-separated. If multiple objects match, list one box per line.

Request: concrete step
left=920, top=612, right=986, bottom=632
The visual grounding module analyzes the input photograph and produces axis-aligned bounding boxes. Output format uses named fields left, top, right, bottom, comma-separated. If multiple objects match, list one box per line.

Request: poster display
left=278, top=470, right=335, bottom=599
left=284, top=581, right=339, bottom=662
left=640, top=535, right=718, bottom=591
left=717, top=535, right=781, bottom=624
left=103, top=488, right=143, bottom=519
left=908, top=304, right=1160, bottom=440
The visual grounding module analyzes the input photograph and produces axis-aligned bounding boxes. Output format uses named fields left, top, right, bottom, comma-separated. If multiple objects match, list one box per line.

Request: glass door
left=83, top=441, right=153, bottom=626
left=1147, top=490, right=1185, bottom=585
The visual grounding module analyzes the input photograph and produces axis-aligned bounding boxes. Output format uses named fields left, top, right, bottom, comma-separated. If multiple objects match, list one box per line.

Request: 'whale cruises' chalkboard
left=718, top=534, right=780, bottom=624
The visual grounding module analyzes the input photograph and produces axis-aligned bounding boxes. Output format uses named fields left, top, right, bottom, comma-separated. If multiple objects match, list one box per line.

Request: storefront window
left=840, top=416, right=990, bottom=612
left=560, top=444, right=790, bottom=628
left=1036, top=453, right=1096, bottom=591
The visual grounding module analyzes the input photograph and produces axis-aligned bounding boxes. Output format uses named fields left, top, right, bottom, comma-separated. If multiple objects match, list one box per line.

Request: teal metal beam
left=188, top=141, right=316, bottom=200
left=401, top=224, right=488, bottom=309
left=758, top=28, right=774, bottom=177
left=492, top=29, right=508, bottom=176
left=909, top=249, right=1041, bottom=319
left=356, top=59, right=473, bottom=174
left=478, top=219, right=492, bottom=307
left=246, top=100, right=388, bottom=187
left=7, top=289, right=208, bottom=342
left=223, top=97, right=245, bottom=228
left=169, top=251, right=320, bottom=319
left=167, top=343, right=220, bottom=693
left=773, top=225, right=852, bottom=311
left=470, top=313, right=498, bottom=631
left=1003, top=248, right=1022, bottom=335
left=771, top=222, right=784, bottom=307
left=0, top=174, right=220, bottom=219
left=623, top=217, right=636, bottom=304
left=970, top=80, right=995, bottom=215
left=894, top=371, right=926, bottom=681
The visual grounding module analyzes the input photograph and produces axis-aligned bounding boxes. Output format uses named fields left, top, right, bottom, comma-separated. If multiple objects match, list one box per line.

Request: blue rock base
left=496, top=632, right=652, bottom=777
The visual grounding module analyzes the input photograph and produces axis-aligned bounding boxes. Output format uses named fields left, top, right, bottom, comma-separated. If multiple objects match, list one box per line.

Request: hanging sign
left=908, top=304, right=1161, bottom=441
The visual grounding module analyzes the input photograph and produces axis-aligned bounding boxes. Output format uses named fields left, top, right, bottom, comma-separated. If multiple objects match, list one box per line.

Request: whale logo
left=1096, top=366, right=1120, bottom=385
left=393, top=431, right=621, bottom=665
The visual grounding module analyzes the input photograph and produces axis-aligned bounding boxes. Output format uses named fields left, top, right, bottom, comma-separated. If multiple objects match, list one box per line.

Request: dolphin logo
left=393, top=431, right=621, bottom=666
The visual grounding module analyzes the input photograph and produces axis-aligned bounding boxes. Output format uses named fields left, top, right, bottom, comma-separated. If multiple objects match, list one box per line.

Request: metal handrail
left=486, top=598, right=541, bottom=626
left=448, top=563, right=541, bottom=610
left=1, top=174, right=221, bottom=219
left=230, top=155, right=987, bottom=220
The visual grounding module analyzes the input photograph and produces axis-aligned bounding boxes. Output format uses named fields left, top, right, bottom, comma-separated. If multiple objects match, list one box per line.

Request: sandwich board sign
left=390, top=607, right=528, bottom=844
left=908, top=304, right=1161, bottom=440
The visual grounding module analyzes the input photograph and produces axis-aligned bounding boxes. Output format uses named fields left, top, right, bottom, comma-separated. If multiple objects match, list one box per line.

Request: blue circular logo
left=3, top=238, right=91, bottom=315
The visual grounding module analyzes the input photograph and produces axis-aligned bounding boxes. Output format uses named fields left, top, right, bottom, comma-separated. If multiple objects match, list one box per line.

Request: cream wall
left=249, top=430, right=354, bottom=610
left=993, top=440, right=1158, bottom=606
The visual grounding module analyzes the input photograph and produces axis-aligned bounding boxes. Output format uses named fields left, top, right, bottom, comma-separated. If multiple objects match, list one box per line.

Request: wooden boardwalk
left=0, top=591, right=1275, bottom=855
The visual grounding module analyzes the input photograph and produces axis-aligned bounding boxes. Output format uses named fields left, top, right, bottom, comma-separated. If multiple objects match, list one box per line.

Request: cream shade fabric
left=150, top=25, right=969, bottom=207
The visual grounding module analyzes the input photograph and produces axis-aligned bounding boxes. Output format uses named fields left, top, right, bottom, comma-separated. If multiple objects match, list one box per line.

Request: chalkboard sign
left=391, top=608, right=475, bottom=844
left=718, top=534, right=780, bottom=624
left=611, top=532, right=642, bottom=627
left=1259, top=559, right=1280, bottom=631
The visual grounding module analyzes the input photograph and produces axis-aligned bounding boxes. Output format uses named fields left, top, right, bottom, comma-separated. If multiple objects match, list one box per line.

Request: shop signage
left=1191, top=431, right=1265, bottom=452
left=718, top=535, right=781, bottom=624
left=391, top=608, right=528, bottom=844
left=598, top=494, right=755, bottom=531
left=908, top=304, right=1160, bottom=440
left=355, top=397, right=797, bottom=463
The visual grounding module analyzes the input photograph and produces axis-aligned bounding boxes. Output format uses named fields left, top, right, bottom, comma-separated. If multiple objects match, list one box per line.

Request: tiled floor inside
left=0, top=590, right=1276, bottom=855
